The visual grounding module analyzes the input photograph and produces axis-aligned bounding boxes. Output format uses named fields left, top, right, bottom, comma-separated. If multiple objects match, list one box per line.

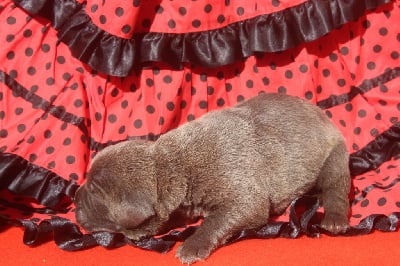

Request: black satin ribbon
left=1, top=196, right=398, bottom=253
left=12, top=0, right=393, bottom=76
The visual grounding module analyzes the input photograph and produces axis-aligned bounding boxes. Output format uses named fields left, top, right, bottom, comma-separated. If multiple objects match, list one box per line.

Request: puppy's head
left=74, top=140, right=158, bottom=239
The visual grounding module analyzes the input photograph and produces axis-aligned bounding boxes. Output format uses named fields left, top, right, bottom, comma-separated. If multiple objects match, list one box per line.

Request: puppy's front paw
left=175, top=240, right=214, bottom=264
left=321, top=213, right=349, bottom=234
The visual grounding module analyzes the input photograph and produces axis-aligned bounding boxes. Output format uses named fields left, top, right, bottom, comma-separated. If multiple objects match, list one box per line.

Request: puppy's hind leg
left=317, top=140, right=351, bottom=234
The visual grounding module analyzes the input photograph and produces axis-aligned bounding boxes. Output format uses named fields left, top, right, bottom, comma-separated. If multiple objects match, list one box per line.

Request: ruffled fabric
left=1, top=0, right=400, bottom=253
left=13, top=0, right=392, bottom=76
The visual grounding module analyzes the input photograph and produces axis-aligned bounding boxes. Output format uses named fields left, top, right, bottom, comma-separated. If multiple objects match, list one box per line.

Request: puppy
left=75, top=93, right=351, bottom=264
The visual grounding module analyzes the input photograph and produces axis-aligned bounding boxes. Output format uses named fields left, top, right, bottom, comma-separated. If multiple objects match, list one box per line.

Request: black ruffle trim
left=13, top=0, right=392, bottom=76
left=1, top=196, right=399, bottom=253
left=0, top=153, right=78, bottom=209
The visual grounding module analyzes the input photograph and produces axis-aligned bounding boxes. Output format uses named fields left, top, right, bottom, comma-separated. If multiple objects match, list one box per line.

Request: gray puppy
left=75, top=93, right=350, bottom=264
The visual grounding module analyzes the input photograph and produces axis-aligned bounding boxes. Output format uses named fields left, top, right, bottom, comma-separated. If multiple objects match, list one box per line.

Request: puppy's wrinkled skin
left=75, top=93, right=351, bottom=264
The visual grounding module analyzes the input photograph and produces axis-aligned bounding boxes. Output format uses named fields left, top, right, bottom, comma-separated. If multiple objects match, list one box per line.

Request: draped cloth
left=0, top=0, right=399, bottom=252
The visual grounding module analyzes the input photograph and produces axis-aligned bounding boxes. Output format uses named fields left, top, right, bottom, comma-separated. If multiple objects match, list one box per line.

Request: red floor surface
left=1, top=226, right=399, bottom=266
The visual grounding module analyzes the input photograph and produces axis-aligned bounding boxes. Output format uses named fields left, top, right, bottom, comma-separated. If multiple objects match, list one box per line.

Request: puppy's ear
left=115, top=192, right=156, bottom=229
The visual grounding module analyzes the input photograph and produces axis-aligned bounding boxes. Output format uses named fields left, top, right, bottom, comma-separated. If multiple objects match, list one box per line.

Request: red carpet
left=1, top=226, right=399, bottom=265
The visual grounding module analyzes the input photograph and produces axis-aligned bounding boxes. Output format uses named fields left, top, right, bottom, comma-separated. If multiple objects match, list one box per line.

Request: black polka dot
left=70, top=173, right=79, bottom=180
left=6, top=34, right=15, bottom=42
left=115, top=7, right=124, bottom=17
left=299, top=64, right=308, bottom=73
left=15, top=107, right=23, bottom=115
left=370, top=128, right=379, bottom=137
left=329, top=53, right=338, bottom=62
left=373, top=45, right=382, bottom=53
left=246, top=80, right=254, bottom=89
left=168, top=19, right=176, bottom=29
left=380, top=84, right=388, bottom=93
left=192, top=19, right=201, bottom=28
left=57, top=56, right=66, bottom=64
left=217, top=15, right=225, bottom=23
left=111, top=88, right=119, bottom=97
left=355, top=56, right=360, bottom=64
left=46, top=77, right=55, bottom=86
left=159, top=117, right=165, bottom=125
left=305, top=91, right=313, bottom=100
left=155, top=5, right=164, bottom=14
left=204, top=4, right=212, bottom=13
left=6, top=51, right=15, bottom=60
left=339, top=47, right=349, bottom=55
left=7, top=16, right=16, bottom=25
left=27, top=136, right=35, bottom=143
left=66, top=156, right=76, bottom=164
left=262, top=77, right=270, bottom=85
left=27, top=66, right=36, bottom=75
left=360, top=199, right=369, bottom=207
left=48, top=161, right=56, bottom=169
left=272, top=0, right=280, bottom=7
left=99, top=15, right=107, bottom=24
left=163, top=75, right=172, bottom=84
left=237, top=95, right=245, bottom=102
left=74, top=99, right=83, bottom=107
left=133, top=0, right=140, bottom=7
left=225, top=83, right=232, bottom=92
left=345, top=103, right=353, bottom=112
left=46, top=146, right=55, bottom=154
left=353, top=127, right=361, bottom=135
left=180, top=101, right=187, bottom=109
left=379, top=27, right=388, bottom=36
left=358, top=109, right=367, bottom=118
left=237, top=7, right=244, bottom=16
left=108, top=114, right=117, bottom=123
left=25, top=47, right=33, bottom=57
left=118, top=125, right=126, bottom=134
left=396, top=202, right=400, bottom=208
left=377, top=197, right=387, bottom=206
left=134, top=119, right=142, bottom=128
left=60, top=122, right=68, bottom=131
left=337, top=79, right=346, bottom=87
left=285, top=70, right=293, bottom=79
left=367, top=62, right=376, bottom=70
left=217, top=98, right=225, bottom=107
left=17, top=124, right=26, bottom=133
left=29, top=154, right=38, bottom=162
left=339, top=120, right=346, bottom=127
left=199, top=100, right=208, bottom=109
left=325, top=110, right=332, bottom=118
left=166, top=102, right=175, bottom=111
left=375, top=113, right=382, bottom=120
left=277, top=86, right=287, bottom=94
left=187, top=114, right=195, bottom=122
left=362, top=19, right=371, bottom=29
left=207, top=86, right=214, bottom=95
left=44, top=130, right=52, bottom=139
left=91, top=4, right=98, bottom=13
left=0, top=129, right=8, bottom=138
left=391, top=51, right=399, bottom=60
left=179, top=7, right=187, bottom=15
left=122, top=25, right=131, bottom=34
left=146, top=105, right=155, bottom=113
left=146, top=78, right=154, bottom=87
left=322, top=69, right=330, bottom=77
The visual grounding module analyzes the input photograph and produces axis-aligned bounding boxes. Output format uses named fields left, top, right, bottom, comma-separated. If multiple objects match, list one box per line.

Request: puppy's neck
left=152, top=136, right=189, bottom=219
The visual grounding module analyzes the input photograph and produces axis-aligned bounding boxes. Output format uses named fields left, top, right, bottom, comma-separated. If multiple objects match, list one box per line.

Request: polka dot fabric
left=0, top=0, right=400, bottom=249
left=85, top=0, right=308, bottom=37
